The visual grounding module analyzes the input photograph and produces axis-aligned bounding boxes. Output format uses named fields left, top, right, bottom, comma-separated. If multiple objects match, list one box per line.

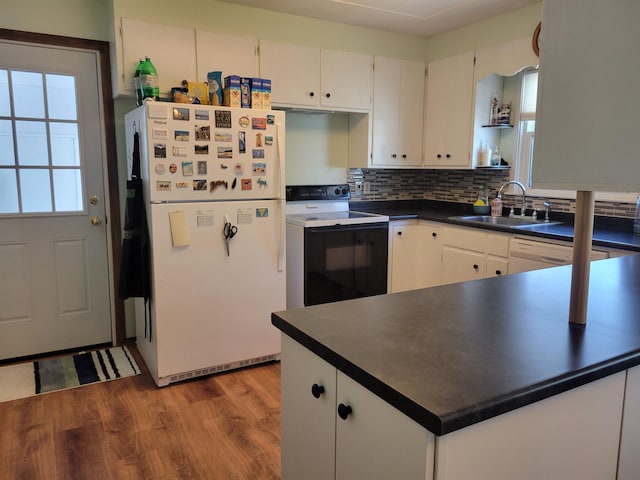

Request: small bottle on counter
left=490, top=194, right=503, bottom=217
left=491, top=145, right=501, bottom=166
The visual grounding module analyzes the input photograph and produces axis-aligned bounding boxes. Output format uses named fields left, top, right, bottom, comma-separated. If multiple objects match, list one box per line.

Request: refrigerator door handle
left=276, top=121, right=286, bottom=272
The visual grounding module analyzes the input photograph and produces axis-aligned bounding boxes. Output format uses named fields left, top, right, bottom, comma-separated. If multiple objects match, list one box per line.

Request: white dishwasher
left=509, top=237, right=609, bottom=273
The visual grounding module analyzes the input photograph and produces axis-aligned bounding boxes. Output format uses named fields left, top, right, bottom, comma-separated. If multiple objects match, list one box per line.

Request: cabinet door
left=119, top=18, right=197, bottom=99
left=195, top=31, right=258, bottom=80
left=424, top=51, right=474, bottom=168
left=441, top=246, right=484, bottom=284
left=280, top=335, right=336, bottom=480
left=259, top=40, right=320, bottom=107
left=618, top=365, right=640, bottom=479
left=390, top=224, right=422, bottom=293
left=417, top=224, right=443, bottom=288
left=485, top=256, right=508, bottom=278
left=371, top=57, right=424, bottom=167
left=335, top=371, right=433, bottom=480
left=321, top=49, right=372, bottom=111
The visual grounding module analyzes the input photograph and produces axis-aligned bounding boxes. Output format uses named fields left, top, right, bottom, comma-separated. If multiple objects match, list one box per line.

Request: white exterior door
left=0, top=40, right=112, bottom=359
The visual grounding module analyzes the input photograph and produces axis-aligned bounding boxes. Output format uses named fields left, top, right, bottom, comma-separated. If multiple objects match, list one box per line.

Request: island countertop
left=272, top=255, right=640, bottom=436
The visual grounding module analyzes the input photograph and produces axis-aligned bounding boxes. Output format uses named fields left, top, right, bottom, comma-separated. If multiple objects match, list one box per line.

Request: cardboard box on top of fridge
left=250, top=78, right=262, bottom=109
left=240, top=77, right=251, bottom=108
left=183, top=81, right=209, bottom=105
left=262, top=78, right=272, bottom=110
left=223, top=75, right=241, bottom=108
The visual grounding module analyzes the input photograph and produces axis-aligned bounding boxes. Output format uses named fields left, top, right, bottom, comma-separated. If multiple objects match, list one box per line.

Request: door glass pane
left=0, top=120, right=15, bottom=166
left=19, top=169, right=52, bottom=212
left=12, top=71, right=45, bottom=118
left=50, top=122, right=79, bottom=166
left=16, top=120, right=48, bottom=166
left=53, top=169, right=83, bottom=211
left=0, top=169, right=19, bottom=214
left=0, top=70, right=10, bottom=116
left=46, top=74, right=77, bottom=120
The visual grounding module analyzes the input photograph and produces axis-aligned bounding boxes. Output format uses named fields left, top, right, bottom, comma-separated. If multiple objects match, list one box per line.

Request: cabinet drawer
left=442, top=227, right=486, bottom=252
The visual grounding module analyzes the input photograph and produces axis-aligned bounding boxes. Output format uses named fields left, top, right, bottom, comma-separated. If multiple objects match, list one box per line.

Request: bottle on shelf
left=134, top=59, right=144, bottom=106
left=138, top=56, right=159, bottom=103
left=491, top=145, right=501, bottom=166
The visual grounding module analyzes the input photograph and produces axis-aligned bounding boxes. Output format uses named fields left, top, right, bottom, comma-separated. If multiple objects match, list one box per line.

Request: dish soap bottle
left=490, top=193, right=503, bottom=217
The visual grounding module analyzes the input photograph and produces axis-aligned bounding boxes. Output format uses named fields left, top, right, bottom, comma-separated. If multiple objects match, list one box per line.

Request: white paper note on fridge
left=168, top=210, right=191, bottom=247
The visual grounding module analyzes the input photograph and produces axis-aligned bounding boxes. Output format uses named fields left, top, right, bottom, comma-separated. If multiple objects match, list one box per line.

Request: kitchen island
left=272, top=254, right=640, bottom=479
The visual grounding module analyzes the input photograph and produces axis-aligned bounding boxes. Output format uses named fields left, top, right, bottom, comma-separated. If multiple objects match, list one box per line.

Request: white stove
left=285, top=185, right=389, bottom=309
left=285, top=185, right=389, bottom=227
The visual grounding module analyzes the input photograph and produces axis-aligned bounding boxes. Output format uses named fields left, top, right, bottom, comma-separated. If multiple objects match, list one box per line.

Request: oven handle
left=306, top=222, right=389, bottom=234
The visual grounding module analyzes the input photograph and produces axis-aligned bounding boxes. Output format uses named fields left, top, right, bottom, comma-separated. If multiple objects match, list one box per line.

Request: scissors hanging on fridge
left=223, top=218, right=238, bottom=257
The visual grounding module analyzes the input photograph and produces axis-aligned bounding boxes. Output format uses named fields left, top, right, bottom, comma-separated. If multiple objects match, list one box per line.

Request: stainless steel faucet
left=498, top=180, right=527, bottom=216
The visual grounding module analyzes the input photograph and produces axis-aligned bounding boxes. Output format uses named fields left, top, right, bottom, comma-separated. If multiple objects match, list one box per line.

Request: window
left=0, top=69, right=84, bottom=215
left=513, top=70, right=637, bottom=203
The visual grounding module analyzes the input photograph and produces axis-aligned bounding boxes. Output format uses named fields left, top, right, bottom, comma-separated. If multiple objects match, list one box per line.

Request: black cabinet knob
left=495, top=270, right=502, bottom=275
left=436, top=154, right=442, bottom=159
left=325, top=92, right=331, bottom=98
left=397, top=231, right=402, bottom=236
left=432, top=232, right=437, bottom=237
left=309, top=91, right=315, bottom=97
left=338, top=403, right=352, bottom=420
left=402, top=154, right=407, bottom=158
left=446, top=154, right=451, bottom=158
left=391, top=154, right=397, bottom=158
left=311, top=383, right=325, bottom=398
left=473, top=264, right=479, bottom=270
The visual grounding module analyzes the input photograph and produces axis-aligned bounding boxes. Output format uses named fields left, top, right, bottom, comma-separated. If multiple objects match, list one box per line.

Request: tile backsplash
left=348, top=168, right=638, bottom=218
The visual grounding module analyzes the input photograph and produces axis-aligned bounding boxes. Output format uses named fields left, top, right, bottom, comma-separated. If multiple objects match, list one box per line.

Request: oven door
left=304, top=222, right=388, bottom=306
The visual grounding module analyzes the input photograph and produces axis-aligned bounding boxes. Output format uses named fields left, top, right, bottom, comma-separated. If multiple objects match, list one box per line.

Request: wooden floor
left=0, top=345, right=282, bottom=480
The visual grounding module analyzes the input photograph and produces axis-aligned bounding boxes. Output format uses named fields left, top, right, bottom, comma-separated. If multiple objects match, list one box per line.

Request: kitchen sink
left=449, top=215, right=561, bottom=229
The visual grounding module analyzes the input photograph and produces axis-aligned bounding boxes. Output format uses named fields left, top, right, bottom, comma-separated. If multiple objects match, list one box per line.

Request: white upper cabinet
left=258, top=40, right=372, bottom=112
left=369, top=56, right=425, bottom=168
left=423, top=51, right=475, bottom=168
left=533, top=0, right=640, bottom=191
left=114, top=17, right=197, bottom=99
left=195, top=31, right=259, bottom=80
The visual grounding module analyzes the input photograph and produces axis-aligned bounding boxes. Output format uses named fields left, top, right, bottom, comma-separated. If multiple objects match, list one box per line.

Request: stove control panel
left=286, top=184, right=351, bottom=201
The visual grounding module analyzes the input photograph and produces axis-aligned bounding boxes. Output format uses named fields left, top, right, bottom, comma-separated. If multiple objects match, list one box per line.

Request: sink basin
left=449, top=215, right=561, bottom=229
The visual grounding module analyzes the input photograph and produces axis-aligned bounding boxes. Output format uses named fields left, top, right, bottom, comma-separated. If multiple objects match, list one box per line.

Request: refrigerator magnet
left=241, top=178, right=252, bottom=190
left=182, top=161, right=194, bottom=176
left=156, top=181, right=171, bottom=191
left=231, top=177, right=237, bottom=189
left=195, top=109, right=209, bottom=121
left=252, top=149, right=264, bottom=159
left=195, top=145, right=209, bottom=155
left=252, top=163, right=266, bottom=175
left=152, top=128, right=167, bottom=140
left=195, top=125, right=211, bottom=141
left=265, top=135, right=273, bottom=146
left=217, top=147, right=232, bottom=159
left=155, top=164, right=166, bottom=175
left=172, top=146, right=187, bottom=157
left=175, top=130, right=189, bottom=141
left=176, top=181, right=189, bottom=188
left=193, top=179, right=207, bottom=191
left=197, top=161, right=207, bottom=175
left=215, top=110, right=232, bottom=128
left=256, top=133, right=263, bottom=147
left=267, top=114, right=275, bottom=125
left=256, top=207, right=269, bottom=217
left=239, top=116, right=250, bottom=128
left=215, top=132, right=232, bottom=142
left=210, top=180, right=228, bottom=192
left=257, top=178, right=267, bottom=188
left=173, top=107, right=190, bottom=121
left=238, top=131, right=246, bottom=153
left=234, top=163, right=244, bottom=175
left=154, top=143, right=166, bottom=158
left=169, top=164, right=177, bottom=174
left=251, top=117, right=266, bottom=130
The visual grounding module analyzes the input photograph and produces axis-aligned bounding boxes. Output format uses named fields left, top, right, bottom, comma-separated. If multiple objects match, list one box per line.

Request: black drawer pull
left=338, top=403, right=352, bottom=420
left=311, top=383, right=325, bottom=398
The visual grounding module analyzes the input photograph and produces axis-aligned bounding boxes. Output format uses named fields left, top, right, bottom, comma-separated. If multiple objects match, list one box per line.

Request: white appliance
left=509, top=237, right=608, bottom=273
left=286, top=185, right=389, bottom=309
left=125, top=102, right=286, bottom=386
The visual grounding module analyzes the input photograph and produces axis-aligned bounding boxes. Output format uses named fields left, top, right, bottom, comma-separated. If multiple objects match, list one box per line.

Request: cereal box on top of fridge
left=250, top=78, right=262, bottom=109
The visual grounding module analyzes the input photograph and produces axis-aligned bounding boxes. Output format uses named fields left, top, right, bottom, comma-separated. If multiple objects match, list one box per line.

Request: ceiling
left=219, top=0, right=539, bottom=38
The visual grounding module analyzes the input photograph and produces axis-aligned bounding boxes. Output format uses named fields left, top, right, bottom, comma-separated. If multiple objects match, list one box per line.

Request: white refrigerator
left=125, top=102, right=286, bottom=386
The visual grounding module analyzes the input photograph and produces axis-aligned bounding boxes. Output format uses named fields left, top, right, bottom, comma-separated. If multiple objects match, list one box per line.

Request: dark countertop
left=350, top=199, right=640, bottom=252
left=272, top=255, right=640, bottom=436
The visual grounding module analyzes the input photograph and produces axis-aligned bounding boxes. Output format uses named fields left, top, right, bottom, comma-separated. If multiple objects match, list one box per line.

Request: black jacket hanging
left=118, top=129, right=152, bottom=338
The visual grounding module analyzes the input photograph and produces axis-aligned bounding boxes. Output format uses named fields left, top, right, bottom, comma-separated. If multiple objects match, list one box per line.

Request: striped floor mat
left=0, top=346, right=140, bottom=403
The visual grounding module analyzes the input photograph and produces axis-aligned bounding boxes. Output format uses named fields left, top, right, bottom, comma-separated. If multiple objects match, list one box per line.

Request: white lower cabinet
left=618, top=365, right=640, bottom=479
left=441, top=226, right=509, bottom=284
left=390, top=221, right=442, bottom=293
left=280, top=335, right=435, bottom=480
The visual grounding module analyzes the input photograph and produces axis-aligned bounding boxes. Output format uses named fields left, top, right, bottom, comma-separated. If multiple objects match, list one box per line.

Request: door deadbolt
left=89, top=195, right=101, bottom=205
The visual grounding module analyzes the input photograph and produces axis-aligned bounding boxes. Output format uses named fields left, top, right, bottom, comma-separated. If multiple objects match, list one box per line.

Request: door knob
left=89, top=195, right=101, bottom=205
left=90, top=216, right=102, bottom=225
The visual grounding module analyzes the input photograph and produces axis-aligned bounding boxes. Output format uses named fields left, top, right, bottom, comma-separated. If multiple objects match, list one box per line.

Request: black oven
left=303, top=222, right=388, bottom=306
